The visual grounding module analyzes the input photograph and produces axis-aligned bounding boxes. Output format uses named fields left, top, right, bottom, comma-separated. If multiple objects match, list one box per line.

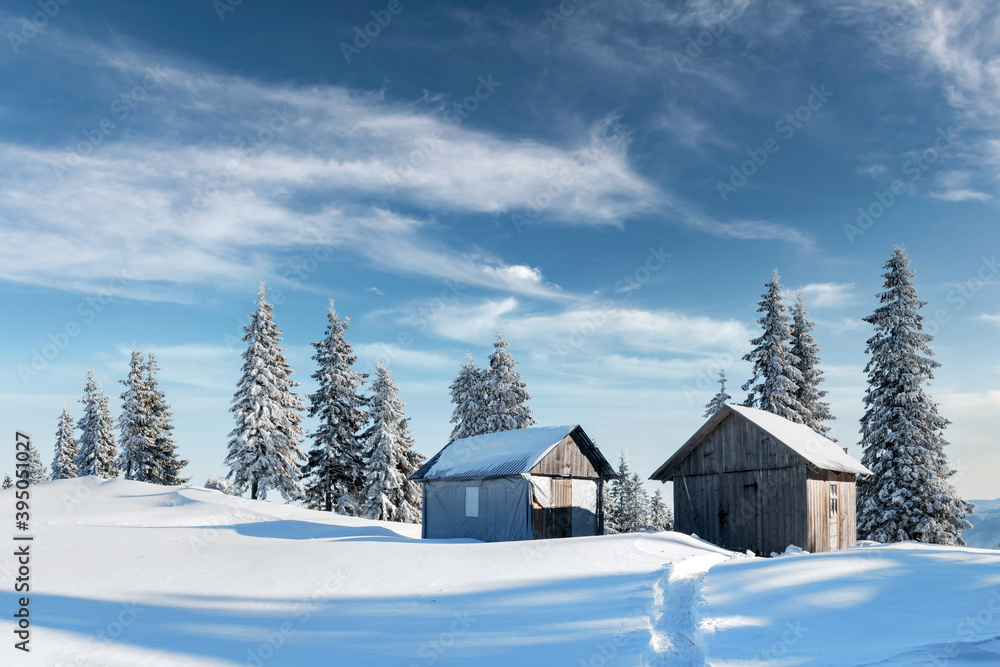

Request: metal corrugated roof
left=411, top=425, right=616, bottom=481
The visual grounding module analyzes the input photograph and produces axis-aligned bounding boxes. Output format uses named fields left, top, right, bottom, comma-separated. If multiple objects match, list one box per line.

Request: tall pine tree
left=703, top=369, right=732, bottom=418
left=75, top=371, right=119, bottom=478
left=857, top=248, right=973, bottom=545
left=302, top=300, right=368, bottom=514
left=448, top=353, right=488, bottom=443
left=225, top=282, right=306, bottom=501
left=790, top=291, right=835, bottom=437
left=117, top=346, right=157, bottom=481
left=483, top=330, right=535, bottom=433
left=52, top=405, right=79, bottom=480
left=146, top=353, right=188, bottom=485
left=604, top=454, right=648, bottom=533
left=361, top=362, right=423, bottom=522
left=742, top=270, right=806, bottom=422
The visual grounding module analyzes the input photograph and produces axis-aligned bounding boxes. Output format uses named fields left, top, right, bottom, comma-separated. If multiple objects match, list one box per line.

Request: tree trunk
left=251, top=478, right=258, bottom=500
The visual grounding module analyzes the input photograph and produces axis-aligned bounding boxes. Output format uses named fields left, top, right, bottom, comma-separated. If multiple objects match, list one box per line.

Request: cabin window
left=465, top=486, right=479, bottom=518
left=829, top=484, right=838, bottom=517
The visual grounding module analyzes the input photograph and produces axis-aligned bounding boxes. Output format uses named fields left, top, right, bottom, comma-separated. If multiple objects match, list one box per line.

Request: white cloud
left=799, top=282, right=857, bottom=308
left=929, top=188, right=993, bottom=201
left=974, top=313, right=1000, bottom=327
left=412, top=297, right=752, bottom=357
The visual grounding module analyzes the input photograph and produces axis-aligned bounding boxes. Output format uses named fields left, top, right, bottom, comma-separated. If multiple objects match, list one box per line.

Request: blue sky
left=2, top=0, right=998, bottom=501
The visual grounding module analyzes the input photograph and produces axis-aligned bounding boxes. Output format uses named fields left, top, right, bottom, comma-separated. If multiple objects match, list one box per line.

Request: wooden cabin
left=649, top=404, right=871, bottom=555
left=411, top=425, right=617, bottom=542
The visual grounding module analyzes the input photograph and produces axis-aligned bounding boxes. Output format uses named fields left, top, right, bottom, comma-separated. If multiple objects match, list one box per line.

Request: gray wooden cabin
left=411, top=425, right=617, bottom=542
left=650, top=404, right=871, bottom=555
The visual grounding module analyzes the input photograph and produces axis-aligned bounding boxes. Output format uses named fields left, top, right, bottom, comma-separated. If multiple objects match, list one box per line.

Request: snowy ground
left=2, top=479, right=999, bottom=666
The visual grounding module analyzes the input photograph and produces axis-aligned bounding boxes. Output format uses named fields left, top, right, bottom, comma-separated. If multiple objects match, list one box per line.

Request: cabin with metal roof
left=649, top=404, right=871, bottom=555
left=411, top=425, right=617, bottom=542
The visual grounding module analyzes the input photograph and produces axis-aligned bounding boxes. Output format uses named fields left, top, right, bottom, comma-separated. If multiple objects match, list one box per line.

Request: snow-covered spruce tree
left=117, top=346, right=157, bottom=481
left=1, top=475, right=11, bottom=490
left=790, top=291, right=835, bottom=437
left=75, top=371, right=119, bottom=478
left=52, top=405, right=79, bottom=480
left=649, top=489, right=673, bottom=532
left=605, top=454, right=648, bottom=533
left=24, top=439, right=50, bottom=484
left=146, top=353, right=188, bottom=485
left=447, top=353, right=488, bottom=443
left=205, top=475, right=239, bottom=495
left=742, top=270, right=806, bottom=422
left=483, top=330, right=535, bottom=433
left=302, top=300, right=368, bottom=514
left=857, top=247, right=973, bottom=545
left=361, top=362, right=423, bottom=522
left=225, top=282, right=306, bottom=501
left=703, top=369, right=732, bottom=418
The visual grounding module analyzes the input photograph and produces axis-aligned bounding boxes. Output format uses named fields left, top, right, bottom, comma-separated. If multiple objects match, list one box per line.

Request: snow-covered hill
left=962, top=499, right=1000, bottom=550
left=2, top=478, right=999, bottom=666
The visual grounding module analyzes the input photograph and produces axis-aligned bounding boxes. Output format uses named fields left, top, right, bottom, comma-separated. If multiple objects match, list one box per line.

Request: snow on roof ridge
left=415, top=425, right=581, bottom=481
left=725, top=403, right=871, bottom=475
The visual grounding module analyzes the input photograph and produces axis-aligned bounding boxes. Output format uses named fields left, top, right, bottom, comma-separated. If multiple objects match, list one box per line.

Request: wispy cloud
left=800, top=282, right=857, bottom=308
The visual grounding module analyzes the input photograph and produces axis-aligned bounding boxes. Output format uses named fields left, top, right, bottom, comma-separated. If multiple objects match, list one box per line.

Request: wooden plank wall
left=531, top=435, right=600, bottom=478
left=669, top=413, right=803, bottom=477
left=672, top=466, right=807, bottom=555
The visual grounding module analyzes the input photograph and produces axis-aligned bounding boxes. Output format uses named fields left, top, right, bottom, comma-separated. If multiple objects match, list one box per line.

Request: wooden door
left=828, top=483, right=840, bottom=550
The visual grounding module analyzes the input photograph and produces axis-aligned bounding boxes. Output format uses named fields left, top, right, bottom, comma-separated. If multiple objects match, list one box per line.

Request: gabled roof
left=411, top=425, right=617, bottom=481
left=649, top=404, right=871, bottom=481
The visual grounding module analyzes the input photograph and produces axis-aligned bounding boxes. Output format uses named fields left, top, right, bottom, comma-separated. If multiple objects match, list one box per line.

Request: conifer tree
left=742, top=270, right=806, bottom=422
left=790, top=291, right=835, bottom=437
left=225, top=282, right=306, bottom=501
left=361, top=362, right=423, bottom=522
left=118, top=346, right=157, bottom=481
left=24, top=439, right=50, bottom=484
left=302, top=300, right=368, bottom=513
left=1, top=475, right=11, bottom=490
left=703, top=369, right=732, bottom=418
left=483, top=330, right=535, bottom=433
left=857, top=248, right=973, bottom=545
left=75, top=371, right=119, bottom=479
left=448, top=353, right=488, bottom=443
left=52, top=405, right=79, bottom=480
left=146, top=353, right=188, bottom=485
left=649, top=489, right=673, bottom=532
left=605, top=454, right=648, bottom=533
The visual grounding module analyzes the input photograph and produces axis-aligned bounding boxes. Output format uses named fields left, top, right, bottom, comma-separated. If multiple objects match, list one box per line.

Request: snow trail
left=644, top=554, right=728, bottom=667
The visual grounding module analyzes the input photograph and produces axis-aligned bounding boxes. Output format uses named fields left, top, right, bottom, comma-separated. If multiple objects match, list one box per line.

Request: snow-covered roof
left=651, top=404, right=871, bottom=480
left=412, top=425, right=615, bottom=481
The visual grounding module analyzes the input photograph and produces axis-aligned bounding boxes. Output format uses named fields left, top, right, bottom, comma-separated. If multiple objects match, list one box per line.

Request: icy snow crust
left=3, top=478, right=999, bottom=666
left=416, top=424, right=578, bottom=479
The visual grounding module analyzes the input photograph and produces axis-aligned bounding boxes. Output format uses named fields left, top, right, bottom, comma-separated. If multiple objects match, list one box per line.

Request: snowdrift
left=2, top=478, right=998, bottom=666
